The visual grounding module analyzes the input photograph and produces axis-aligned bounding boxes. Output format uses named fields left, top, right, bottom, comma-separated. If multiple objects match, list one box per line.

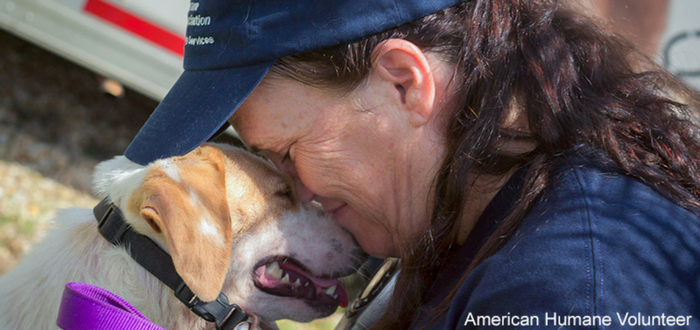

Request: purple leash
left=56, top=282, right=166, bottom=330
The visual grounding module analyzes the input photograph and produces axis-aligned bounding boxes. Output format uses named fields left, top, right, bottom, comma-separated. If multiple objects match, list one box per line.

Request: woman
left=125, top=0, right=700, bottom=328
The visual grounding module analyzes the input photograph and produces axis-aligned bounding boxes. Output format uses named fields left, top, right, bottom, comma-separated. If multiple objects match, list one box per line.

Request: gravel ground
left=0, top=29, right=156, bottom=274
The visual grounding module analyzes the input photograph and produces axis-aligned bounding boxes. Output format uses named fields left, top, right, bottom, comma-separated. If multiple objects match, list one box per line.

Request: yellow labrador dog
left=0, top=143, right=363, bottom=329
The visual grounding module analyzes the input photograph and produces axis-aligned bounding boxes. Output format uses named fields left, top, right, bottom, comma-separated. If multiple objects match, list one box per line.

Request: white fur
left=157, top=159, right=181, bottom=183
left=0, top=148, right=361, bottom=329
left=200, top=215, right=225, bottom=247
left=0, top=208, right=197, bottom=329
left=92, top=156, right=147, bottom=202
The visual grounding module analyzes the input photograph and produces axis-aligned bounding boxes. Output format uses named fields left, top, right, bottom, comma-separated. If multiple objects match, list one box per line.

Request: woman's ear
left=372, top=39, right=436, bottom=127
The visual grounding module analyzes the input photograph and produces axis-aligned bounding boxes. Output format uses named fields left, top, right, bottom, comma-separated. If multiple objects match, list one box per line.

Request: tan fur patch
left=129, top=145, right=232, bottom=302
left=216, top=146, right=299, bottom=236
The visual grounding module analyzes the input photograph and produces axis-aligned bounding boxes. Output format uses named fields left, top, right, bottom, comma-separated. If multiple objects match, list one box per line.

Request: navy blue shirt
left=414, top=154, right=700, bottom=329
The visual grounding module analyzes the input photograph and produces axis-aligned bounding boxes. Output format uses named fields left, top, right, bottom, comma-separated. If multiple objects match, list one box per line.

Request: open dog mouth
left=253, top=256, right=349, bottom=311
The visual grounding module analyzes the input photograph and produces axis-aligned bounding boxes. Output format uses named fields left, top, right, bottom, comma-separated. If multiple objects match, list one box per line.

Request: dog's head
left=93, top=143, right=363, bottom=322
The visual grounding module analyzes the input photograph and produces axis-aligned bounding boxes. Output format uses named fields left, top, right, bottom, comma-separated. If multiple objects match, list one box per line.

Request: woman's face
left=231, top=73, right=444, bottom=257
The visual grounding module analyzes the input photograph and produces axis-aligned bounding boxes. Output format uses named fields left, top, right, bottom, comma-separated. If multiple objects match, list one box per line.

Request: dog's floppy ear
left=132, top=145, right=232, bottom=302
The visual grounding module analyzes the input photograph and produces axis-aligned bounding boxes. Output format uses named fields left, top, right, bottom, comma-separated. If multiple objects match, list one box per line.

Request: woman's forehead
left=230, top=105, right=307, bottom=153
left=231, top=117, right=289, bottom=152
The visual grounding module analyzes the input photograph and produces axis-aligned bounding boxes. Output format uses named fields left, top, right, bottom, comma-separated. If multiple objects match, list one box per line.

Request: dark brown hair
left=271, top=0, right=700, bottom=328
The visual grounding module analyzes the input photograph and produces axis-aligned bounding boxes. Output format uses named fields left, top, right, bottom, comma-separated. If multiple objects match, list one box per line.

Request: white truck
left=0, top=0, right=188, bottom=101
left=660, top=0, right=700, bottom=90
left=0, top=0, right=698, bottom=101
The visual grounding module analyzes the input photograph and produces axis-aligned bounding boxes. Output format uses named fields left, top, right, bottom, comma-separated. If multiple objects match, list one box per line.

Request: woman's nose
left=275, top=161, right=316, bottom=204
left=276, top=160, right=316, bottom=204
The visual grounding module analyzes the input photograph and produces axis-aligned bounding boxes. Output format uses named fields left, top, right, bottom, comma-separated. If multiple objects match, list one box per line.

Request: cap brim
left=125, top=61, right=273, bottom=165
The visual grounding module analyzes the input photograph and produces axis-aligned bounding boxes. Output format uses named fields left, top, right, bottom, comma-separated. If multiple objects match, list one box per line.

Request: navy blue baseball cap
left=125, top=0, right=463, bottom=165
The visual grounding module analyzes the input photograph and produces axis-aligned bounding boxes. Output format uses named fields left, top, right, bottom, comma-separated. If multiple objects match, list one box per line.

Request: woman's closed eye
left=280, top=151, right=291, bottom=164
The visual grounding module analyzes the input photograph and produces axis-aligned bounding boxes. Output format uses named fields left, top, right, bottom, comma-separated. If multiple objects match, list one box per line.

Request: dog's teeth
left=332, top=293, right=338, bottom=299
left=282, top=273, right=290, bottom=284
left=304, top=282, right=310, bottom=287
left=265, top=261, right=279, bottom=274
left=293, top=278, right=301, bottom=286
left=266, top=261, right=283, bottom=279
left=324, top=285, right=337, bottom=296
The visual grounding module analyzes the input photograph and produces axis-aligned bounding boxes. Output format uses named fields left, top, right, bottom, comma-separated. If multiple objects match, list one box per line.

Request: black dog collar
left=93, top=198, right=250, bottom=330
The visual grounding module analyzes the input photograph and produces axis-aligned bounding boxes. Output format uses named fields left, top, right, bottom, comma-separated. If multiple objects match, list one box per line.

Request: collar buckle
left=175, top=283, right=247, bottom=330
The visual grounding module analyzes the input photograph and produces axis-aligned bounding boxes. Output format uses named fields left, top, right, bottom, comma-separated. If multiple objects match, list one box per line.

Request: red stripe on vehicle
left=83, top=0, right=184, bottom=56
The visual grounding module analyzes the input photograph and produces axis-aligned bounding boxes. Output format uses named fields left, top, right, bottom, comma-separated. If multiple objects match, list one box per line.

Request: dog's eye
left=275, top=187, right=292, bottom=198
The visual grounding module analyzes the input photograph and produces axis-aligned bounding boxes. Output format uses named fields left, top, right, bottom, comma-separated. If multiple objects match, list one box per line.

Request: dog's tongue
left=254, top=260, right=348, bottom=308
